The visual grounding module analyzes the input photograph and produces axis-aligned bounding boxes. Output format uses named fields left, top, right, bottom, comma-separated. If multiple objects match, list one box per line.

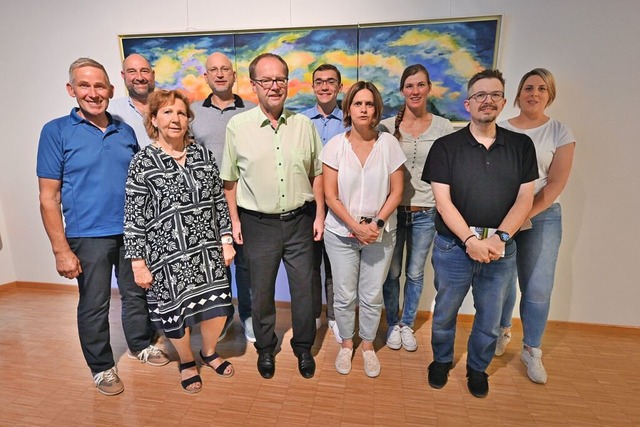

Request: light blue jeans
left=500, top=203, right=562, bottom=348
left=324, top=229, right=396, bottom=342
left=383, top=208, right=436, bottom=328
left=431, top=233, right=517, bottom=372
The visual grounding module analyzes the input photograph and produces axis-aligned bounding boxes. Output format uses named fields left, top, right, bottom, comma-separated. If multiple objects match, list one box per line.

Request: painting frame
left=119, top=15, right=501, bottom=124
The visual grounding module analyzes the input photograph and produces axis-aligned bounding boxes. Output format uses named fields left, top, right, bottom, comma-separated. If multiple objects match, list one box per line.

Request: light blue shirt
left=108, top=97, right=153, bottom=147
left=301, top=105, right=346, bottom=145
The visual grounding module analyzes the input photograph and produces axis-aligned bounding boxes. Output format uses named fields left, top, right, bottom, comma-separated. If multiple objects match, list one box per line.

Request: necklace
left=155, top=141, right=186, bottom=160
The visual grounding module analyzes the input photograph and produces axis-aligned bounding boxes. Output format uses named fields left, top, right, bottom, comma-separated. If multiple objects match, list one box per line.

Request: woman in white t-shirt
left=320, top=81, right=405, bottom=378
left=495, top=68, right=576, bottom=384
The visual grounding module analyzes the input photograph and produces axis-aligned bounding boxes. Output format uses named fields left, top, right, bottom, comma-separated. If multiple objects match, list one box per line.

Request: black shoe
left=428, top=361, right=452, bottom=389
left=257, top=353, right=275, bottom=379
left=297, top=352, right=316, bottom=379
left=466, top=365, right=489, bottom=398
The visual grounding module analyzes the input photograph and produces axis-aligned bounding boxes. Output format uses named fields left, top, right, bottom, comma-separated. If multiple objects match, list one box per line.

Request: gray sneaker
left=242, top=317, right=256, bottom=343
left=386, top=325, right=402, bottom=350
left=495, top=327, right=511, bottom=356
left=521, top=346, right=548, bottom=384
left=128, top=345, right=170, bottom=367
left=93, top=367, right=124, bottom=396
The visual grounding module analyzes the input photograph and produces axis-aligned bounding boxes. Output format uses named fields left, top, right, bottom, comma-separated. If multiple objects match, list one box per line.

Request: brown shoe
left=93, top=367, right=124, bottom=396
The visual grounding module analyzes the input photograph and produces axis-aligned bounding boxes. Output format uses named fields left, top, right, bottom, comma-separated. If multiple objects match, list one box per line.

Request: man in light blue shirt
left=301, top=64, right=346, bottom=343
left=108, top=53, right=155, bottom=147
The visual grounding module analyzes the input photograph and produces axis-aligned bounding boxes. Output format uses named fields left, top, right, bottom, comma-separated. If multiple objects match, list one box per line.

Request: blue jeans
left=500, top=203, right=562, bottom=348
left=431, top=233, right=517, bottom=372
left=324, top=229, right=396, bottom=342
left=383, top=208, right=436, bottom=328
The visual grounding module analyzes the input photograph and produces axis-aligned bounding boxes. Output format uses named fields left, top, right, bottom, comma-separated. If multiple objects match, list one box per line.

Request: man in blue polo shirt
left=37, top=58, right=168, bottom=397
left=301, top=64, right=346, bottom=342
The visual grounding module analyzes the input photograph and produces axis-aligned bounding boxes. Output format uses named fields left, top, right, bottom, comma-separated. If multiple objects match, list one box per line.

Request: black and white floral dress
left=124, top=143, right=233, bottom=338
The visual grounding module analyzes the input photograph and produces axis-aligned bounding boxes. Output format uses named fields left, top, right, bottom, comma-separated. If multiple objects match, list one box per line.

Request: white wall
left=1, top=0, right=638, bottom=326
left=0, top=195, right=17, bottom=284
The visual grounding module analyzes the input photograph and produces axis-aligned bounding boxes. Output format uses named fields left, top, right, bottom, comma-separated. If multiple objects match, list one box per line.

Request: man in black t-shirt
left=422, top=69, right=538, bottom=398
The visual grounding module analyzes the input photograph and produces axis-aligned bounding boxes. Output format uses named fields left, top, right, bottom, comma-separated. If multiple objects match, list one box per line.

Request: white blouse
left=320, top=131, right=407, bottom=237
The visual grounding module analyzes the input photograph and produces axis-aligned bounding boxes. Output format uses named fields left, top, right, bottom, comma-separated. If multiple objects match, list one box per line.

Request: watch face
left=498, top=232, right=509, bottom=242
left=376, top=219, right=385, bottom=228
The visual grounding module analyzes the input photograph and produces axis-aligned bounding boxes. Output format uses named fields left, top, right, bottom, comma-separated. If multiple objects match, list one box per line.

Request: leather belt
left=398, top=205, right=433, bottom=213
left=239, top=202, right=310, bottom=221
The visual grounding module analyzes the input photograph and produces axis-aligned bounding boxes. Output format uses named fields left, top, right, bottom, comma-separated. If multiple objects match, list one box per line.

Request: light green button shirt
left=221, top=106, right=323, bottom=214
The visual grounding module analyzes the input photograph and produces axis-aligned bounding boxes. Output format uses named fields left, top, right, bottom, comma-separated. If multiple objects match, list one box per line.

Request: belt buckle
left=280, top=211, right=294, bottom=221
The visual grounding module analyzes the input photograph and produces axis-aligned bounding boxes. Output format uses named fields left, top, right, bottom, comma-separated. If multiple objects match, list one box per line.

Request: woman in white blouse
left=495, top=68, right=576, bottom=385
left=320, top=81, right=405, bottom=378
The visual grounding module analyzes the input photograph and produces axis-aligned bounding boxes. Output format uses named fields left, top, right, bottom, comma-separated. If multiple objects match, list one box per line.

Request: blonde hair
left=514, top=68, right=557, bottom=108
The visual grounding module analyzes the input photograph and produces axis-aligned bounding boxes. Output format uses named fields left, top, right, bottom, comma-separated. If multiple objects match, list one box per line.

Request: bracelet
left=463, top=234, right=476, bottom=247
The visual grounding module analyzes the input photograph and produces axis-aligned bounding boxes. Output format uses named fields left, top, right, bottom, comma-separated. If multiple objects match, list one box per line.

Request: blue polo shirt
left=301, top=105, right=346, bottom=145
left=36, top=108, right=139, bottom=238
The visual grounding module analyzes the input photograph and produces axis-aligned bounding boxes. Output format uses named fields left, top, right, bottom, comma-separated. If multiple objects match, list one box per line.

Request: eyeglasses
left=313, top=78, right=339, bottom=87
left=207, top=66, right=232, bottom=74
left=467, top=91, right=504, bottom=102
left=252, top=78, right=288, bottom=89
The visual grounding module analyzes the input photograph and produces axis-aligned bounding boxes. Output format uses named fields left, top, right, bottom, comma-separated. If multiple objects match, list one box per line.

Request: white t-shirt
left=499, top=118, right=575, bottom=199
left=319, top=131, right=407, bottom=237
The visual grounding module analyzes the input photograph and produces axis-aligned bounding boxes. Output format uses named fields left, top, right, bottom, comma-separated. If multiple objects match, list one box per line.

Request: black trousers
left=68, top=235, right=154, bottom=374
left=240, top=208, right=316, bottom=355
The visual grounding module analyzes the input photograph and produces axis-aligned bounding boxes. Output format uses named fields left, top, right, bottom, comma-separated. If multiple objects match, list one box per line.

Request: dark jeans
left=312, top=240, right=334, bottom=320
left=68, top=235, right=154, bottom=374
left=240, top=208, right=316, bottom=356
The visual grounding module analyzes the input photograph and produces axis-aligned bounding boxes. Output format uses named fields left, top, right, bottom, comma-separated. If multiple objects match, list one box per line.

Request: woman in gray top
left=379, top=64, right=454, bottom=352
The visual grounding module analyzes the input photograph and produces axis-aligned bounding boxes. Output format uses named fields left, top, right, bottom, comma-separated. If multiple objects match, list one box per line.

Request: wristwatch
left=373, top=217, right=385, bottom=229
left=221, top=235, right=234, bottom=245
left=495, top=230, right=510, bottom=242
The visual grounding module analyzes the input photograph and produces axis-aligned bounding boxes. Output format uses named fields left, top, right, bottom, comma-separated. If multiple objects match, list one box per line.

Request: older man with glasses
left=220, top=53, right=324, bottom=380
left=423, top=69, right=538, bottom=398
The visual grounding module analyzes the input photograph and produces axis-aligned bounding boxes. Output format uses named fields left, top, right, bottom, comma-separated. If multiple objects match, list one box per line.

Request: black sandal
left=200, top=350, right=234, bottom=378
left=178, top=360, right=202, bottom=393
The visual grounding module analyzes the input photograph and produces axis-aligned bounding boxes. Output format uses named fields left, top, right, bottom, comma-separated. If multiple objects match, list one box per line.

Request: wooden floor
left=0, top=287, right=638, bottom=426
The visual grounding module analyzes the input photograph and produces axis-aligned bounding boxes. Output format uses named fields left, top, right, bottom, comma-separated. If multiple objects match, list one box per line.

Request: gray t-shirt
left=191, top=94, right=256, bottom=166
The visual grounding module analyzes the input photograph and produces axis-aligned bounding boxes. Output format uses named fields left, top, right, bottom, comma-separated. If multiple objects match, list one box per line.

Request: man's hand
left=55, top=248, right=82, bottom=279
left=313, top=217, right=324, bottom=241
left=232, top=219, right=243, bottom=245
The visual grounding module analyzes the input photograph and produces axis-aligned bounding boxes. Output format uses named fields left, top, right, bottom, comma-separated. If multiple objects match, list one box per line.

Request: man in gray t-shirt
left=191, top=52, right=256, bottom=343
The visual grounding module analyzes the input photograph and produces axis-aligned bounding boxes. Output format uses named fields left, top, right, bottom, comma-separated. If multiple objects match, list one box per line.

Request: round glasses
left=467, top=91, right=504, bottom=102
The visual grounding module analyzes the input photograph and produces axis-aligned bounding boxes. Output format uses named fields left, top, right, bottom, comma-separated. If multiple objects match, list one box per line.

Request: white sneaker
left=495, top=327, right=511, bottom=356
left=127, top=344, right=170, bottom=366
left=400, top=325, right=418, bottom=352
left=521, top=346, right=548, bottom=384
left=93, top=367, right=124, bottom=396
left=362, top=349, right=380, bottom=378
left=328, top=319, right=342, bottom=344
left=335, top=347, right=353, bottom=375
left=315, top=317, right=322, bottom=330
left=242, top=317, right=256, bottom=343
left=386, top=325, right=402, bottom=350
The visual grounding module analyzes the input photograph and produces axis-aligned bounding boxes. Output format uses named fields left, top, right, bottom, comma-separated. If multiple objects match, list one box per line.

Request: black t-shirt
left=422, top=125, right=538, bottom=237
